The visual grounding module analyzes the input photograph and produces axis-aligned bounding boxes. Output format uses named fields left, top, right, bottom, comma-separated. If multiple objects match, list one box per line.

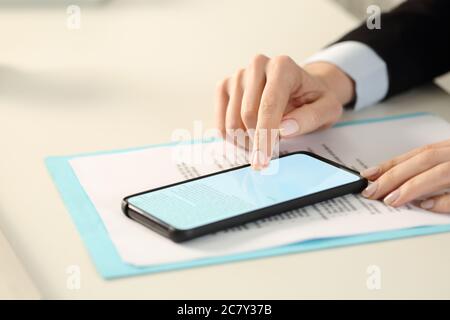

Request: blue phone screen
left=127, top=153, right=360, bottom=230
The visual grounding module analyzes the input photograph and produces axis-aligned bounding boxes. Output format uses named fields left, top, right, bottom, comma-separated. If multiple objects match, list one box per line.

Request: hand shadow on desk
left=0, top=66, right=127, bottom=108
left=178, top=208, right=327, bottom=252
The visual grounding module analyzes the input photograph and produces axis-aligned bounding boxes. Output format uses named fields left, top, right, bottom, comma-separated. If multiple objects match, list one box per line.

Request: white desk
left=1, top=0, right=450, bottom=299
left=0, top=230, right=40, bottom=299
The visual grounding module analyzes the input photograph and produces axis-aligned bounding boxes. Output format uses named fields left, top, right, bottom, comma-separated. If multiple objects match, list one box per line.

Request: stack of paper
left=47, top=113, right=450, bottom=278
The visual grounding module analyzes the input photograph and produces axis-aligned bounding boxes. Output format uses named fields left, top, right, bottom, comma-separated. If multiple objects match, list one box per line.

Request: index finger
left=251, top=56, right=298, bottom=169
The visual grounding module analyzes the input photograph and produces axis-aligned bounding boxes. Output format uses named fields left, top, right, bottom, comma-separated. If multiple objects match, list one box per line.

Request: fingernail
left=279, top=119, right=299, bottom=137
left=384, top=189, right=400, bottom=206
left=361, top=166, right=380, bottom=178
left=420, top=199, right=435, bottom=210
left=251, top=150, right=268, bottom=170
left=362, top=182, right=378, bottom=198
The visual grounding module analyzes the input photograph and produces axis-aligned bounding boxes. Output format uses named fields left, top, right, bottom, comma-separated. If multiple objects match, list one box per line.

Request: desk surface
left=1, top=0, right=450, bottom=299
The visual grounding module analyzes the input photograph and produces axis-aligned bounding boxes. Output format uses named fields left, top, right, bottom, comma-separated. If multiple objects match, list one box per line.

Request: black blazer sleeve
left=336, top=0, right=450, bottom=99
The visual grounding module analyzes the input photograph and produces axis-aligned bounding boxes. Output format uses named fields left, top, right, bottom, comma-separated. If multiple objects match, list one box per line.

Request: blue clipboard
left=45, top=112, right=450, bottom=279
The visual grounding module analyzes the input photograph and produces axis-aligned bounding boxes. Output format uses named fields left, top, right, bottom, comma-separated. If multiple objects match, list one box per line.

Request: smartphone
left=122, top=151, right=367, bottom=242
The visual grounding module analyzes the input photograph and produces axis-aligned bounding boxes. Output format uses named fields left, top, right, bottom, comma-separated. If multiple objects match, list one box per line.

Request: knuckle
left=251, top=54, right=269, bottom=67
left=418, top=149, right=439, bottom=166
left=216, top=78, right=229, bottom=93
left=269, top=55, right=299, bottom=88
left=241, top=108, right=257, bottom=124
left=437, top=162, right=450, bottom=178
left=381, top=169, right=398, bottom=185
left=234, top=68, right=245, bottom=79
left=380, top=159, right=397, bottom=172
left=247, top=56, right=268, bottom=84
left=272, top=55, right=293, bottom=67
left=420, top=144, right=435, bottom=154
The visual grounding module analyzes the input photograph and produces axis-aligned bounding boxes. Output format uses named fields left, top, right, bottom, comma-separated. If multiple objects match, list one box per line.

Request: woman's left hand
left=360, top=139, right=450, bottom=213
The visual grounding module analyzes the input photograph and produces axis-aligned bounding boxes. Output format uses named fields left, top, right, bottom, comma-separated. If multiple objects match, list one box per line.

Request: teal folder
left=45, top=112, right=450, bottom=279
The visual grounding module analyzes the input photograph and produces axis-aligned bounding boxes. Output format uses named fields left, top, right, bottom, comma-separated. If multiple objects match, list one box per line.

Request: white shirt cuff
left=304, top=41, right=389, bottom=110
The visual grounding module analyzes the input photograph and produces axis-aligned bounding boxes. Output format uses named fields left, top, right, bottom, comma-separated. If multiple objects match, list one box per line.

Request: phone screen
left=127, top=153, right=360, bottom=230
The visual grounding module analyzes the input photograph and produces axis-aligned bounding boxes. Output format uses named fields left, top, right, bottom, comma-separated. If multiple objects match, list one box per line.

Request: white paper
left=70, top=115, right=450, bottom=266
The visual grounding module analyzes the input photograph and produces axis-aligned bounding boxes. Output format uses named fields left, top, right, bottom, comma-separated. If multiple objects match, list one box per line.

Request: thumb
left=279, top=96, right=342, bottom=137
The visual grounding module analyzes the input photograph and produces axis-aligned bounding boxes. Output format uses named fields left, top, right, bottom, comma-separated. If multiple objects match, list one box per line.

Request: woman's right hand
left=215, top=55, right=355, bottom=169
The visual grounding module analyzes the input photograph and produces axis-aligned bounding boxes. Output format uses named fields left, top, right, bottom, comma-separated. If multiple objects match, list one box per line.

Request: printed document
left=70, top=115, right=450, bottom=266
